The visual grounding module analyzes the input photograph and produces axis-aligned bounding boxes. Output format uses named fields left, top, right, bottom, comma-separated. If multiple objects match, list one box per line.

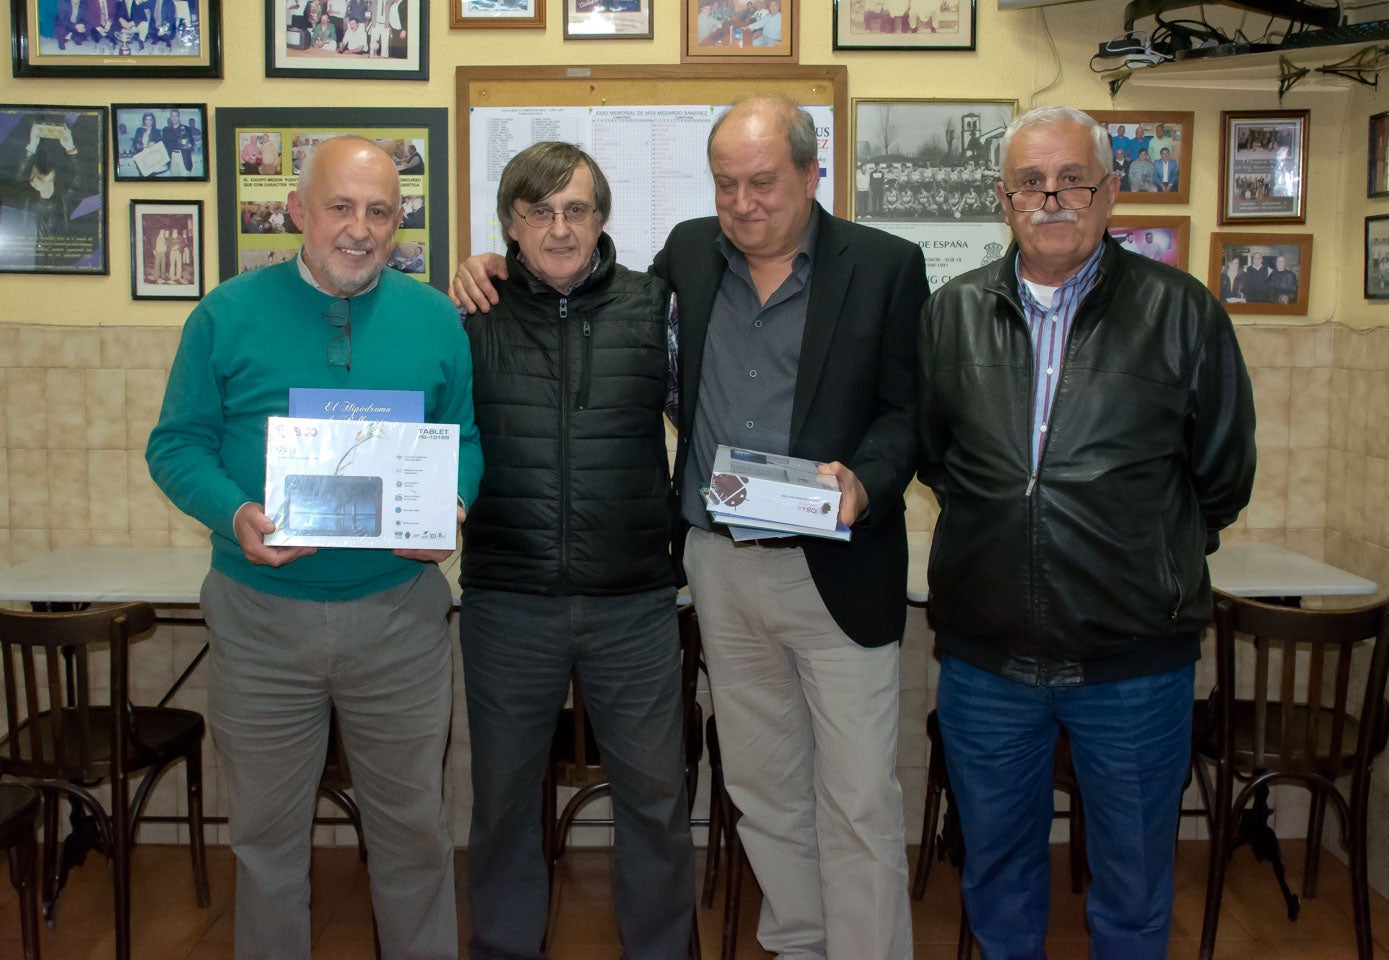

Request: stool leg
left=913, top=746, right=945, bottom=900
left=722, top=827, right=744, bottom=960
left=9, top=828, right=41, bottom=960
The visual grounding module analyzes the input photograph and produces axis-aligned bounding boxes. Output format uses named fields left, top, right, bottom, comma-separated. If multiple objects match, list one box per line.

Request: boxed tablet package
left=704, top=445, right=845, bottom=536
left=263, top=416, right=459, bottom=549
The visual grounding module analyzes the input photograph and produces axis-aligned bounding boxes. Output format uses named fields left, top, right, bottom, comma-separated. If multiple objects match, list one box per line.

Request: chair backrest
left=1212, top=592, right=1389, bottom=778
left=0, top=602, right=157, bottom=783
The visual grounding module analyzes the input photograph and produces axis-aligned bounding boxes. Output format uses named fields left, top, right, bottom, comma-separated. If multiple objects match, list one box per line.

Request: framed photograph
left=11, top=0, right=222, bottom=78
left=112, top=104, right=207, bottom=182
left=214, top=108, right=449, bottom=290
left=1369, top=111, right=1389, bottom=199
left=564, top=0, right=652, bottom=38
left=1207, top=232, right=1312, bottom=316
left=833, top=0, right=975, bottom=51
left=1218, top=110, right=1308, bottom=225
left=269, top=0, right=426, bottom=80
left=1107, top=215, right=1189, bottom=271
left=1366, top=215, right=1389, bottom=300
left=0, top=104, right=108, bottom=276
left=852, top=99, right=1015, bottom=290
left=1087, top=110, right=1192, bottom=205
left=682, top=0, right=797, bottom=62
left=130, top=199, right=203, bottom=300
left=451, top=0, right=543, bottom=28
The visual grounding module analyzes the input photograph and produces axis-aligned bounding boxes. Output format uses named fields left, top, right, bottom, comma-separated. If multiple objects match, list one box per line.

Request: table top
left=1207, top=540, right=1377, bottom=598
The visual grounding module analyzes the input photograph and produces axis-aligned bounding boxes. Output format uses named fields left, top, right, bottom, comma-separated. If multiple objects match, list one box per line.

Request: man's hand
left=233, top=502, right=317, bottom=567
left=393, top=504, right=466, bottom=563
left=818, top=461, right=868, bottom=527
left=449, top=253, right=508, bottom=313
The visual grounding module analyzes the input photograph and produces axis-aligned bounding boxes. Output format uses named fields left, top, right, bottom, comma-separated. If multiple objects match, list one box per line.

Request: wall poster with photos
left=1219, top=110, right=1308, bottom=225
left=130, top=199, right=203, bottom=300
left=1107, top=215, right=1189, bottom=271
left=112, top=104, right=208, bottom=182
left=852, top=98, right=1015, bottom=290
left=11, top=0, right=222, bottom=77
left=1207, top=231, right=1312, bottom=316
left=832, top=0, right=976, bottom=51
left=683, top=0, right=797, bottom=62
left=214, top=108, right=447, bottom=289
left=0, top=104, right=108, bottom=275
left=268, top=0, right=426, bottom=80
left=1087, top=110, right=1191, bottom=205
left=1367, top=215, right=1389, bottom=300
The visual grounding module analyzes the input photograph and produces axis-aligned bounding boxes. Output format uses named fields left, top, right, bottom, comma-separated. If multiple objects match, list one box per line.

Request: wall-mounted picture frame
left=852, top=98, right=1015, bottom=290
left=1207, top=231, right=1312, bottom=316
left=564, top=0, right=652, bottom=37
left=1366, top=214, right=1389, bottom=300
left=269, top=0, right=425, bottom=80
left=1108, top=215, right=1189, bottom=271
left=832, top=0, right=976, bottom=51
left=1218, top=109, right=1308, bottom=225
left=130, top=199, right=203, bottom=300
left=1086, top=110, right=1192, bottom=206
left=11, top=0, right=223, bottom=78
left=112, top=104, right=208, bottom=182
left=683, top=0, right=797, bottom=62
left=0, top=104, right=109, bottom=276
left=452, top=0, right=543, bottom=28
left=1369, top=111, right=1389, bottom=199
left=214, top=107, right=449, bottom=291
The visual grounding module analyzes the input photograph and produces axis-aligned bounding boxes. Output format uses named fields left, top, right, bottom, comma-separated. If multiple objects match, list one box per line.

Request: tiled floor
left=0, top=839, right=1385, bottom=958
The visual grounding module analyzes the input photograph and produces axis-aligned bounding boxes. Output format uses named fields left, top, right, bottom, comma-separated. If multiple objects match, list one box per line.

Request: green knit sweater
left=146, top=260, right=483, bottom=601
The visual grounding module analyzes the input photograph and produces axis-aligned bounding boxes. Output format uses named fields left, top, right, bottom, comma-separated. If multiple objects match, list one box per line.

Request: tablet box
left=704, top=445, right=841, bottom=532
left=264, top=416, right=459, bottom=549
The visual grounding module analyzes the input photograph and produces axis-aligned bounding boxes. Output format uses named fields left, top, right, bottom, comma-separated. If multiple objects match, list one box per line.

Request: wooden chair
left=1197, top=592, right=1389, bottom=960
left=0, top=602, right=210, bottom=960
left=0, top=781, right=42, bottom=960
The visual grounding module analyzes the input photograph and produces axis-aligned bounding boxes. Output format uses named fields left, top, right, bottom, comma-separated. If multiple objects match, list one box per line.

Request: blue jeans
left=936, top=656, right=1194, bottom=960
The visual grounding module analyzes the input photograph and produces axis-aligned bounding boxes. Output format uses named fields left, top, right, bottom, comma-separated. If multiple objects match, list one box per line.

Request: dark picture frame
left=564, top=0, right=652, bottom=38
left=682, top=0, right=798, bottom=62
left=1108, top=215, right=1189, bottom=271
left=832, top=0, right=976, bottom=51
left=451, top=0, right=544, bottom=28
left=11, top=0, right=223, bottom=78
left=1087, top=110, right=1192, bottom=206
left=1207, top=231, right=1312, bottom=316
left=1369, top=111, right=1389, bottom=199
left=0, top=104, right=109, bottom=276
left=1218, top=109, right=1309, bottom=225
left=1366, top=214, right=1389, bottom=300
left=130, top=198, right=203, bottom=300
left=111, top=103, right=208, bottom=182
left=214, top=107, right=448, bottom=291
left=268, top=0, right=426, bottom=80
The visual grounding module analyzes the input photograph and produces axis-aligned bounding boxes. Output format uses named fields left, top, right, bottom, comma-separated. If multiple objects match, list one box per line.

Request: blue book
left=288, top=388, right=425, bottom=423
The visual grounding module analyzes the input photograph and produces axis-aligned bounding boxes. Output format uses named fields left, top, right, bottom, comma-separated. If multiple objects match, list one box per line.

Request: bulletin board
left=455, top=64, right=848, bottom=270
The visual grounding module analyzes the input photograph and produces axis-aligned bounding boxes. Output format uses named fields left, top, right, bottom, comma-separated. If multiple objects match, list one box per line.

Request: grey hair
left=707, top=95, right=818, bottom=173
left=1000, top=106, right=1113, bottom=177
left=496, top=141, right=612, bottom=233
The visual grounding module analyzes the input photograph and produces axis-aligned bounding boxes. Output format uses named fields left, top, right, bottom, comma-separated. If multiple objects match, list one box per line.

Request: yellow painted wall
left=0, top=0, right=1384, bottom=327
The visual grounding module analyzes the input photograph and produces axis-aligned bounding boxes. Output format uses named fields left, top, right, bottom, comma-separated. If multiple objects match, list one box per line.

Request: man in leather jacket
left=917, top=105, right=1256, bottom=960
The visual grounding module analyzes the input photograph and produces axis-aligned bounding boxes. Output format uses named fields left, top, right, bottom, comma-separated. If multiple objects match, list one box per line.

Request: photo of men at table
left=239, top=200, right=293, bottom=235
left=1217, top=243, right=1302, bottom=305
left=285, top=0, right=409, bottom=59
left=695, top=0, right=785, bottom=48
left=1102, top=119, right=1182, bottom=193
left=114, top=105, right=206, bottom=180
left=848, top=0, right=960, bottom=34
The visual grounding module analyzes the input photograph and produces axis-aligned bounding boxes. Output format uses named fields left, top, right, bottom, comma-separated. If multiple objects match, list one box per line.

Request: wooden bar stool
left=0, top=781, right=42, bottom=959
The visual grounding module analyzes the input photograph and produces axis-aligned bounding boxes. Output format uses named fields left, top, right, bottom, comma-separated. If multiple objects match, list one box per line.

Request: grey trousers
left=201, top=566, right=458, bottom=960
left=459, top=587, right=694, bottom=960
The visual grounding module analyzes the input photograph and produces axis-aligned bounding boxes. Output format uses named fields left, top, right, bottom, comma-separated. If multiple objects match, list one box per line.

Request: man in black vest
left=455, top=142, right=694, bottom=960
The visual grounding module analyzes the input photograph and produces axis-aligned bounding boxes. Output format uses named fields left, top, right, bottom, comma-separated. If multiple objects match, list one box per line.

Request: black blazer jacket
left=653, top=205, right=928, bottom=647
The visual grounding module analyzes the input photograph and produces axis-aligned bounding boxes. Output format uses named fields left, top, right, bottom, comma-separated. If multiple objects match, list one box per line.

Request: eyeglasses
left=1003, top=182, right=1106, bottom=213
left=511, top=201, right=596, bottom=228
left=325, top=297, right=351, bottom=371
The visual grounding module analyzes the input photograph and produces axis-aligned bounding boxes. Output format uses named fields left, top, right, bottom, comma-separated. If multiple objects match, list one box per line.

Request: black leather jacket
left=918, top=237, right=1257, bottom=685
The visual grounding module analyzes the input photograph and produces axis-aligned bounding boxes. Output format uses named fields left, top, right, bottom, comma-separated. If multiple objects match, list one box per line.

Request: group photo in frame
left=852, top=98, right=1014, bottom=289
left=130, top=199, right=203, bottom=300
left=0, top=104, right=108, bottom=275
left=270, top=0, right=425, bottom=80
left=832, top=0, right=976, bottom=51
left=451, top=0, right=543, bottom=28
left=1107, top=215, right=1189, bottom=271
left=1367, top=214, right=1389, bottom=300
left=564, top=0, right=652, bottom=38
left=1207, top=231, right=1312, bottom=316
left=682, top=0, right=797, bottom=62
left=112, top=103, right=208, bottom=181
left=1369, top=110, right=1389, bottom=199
left=1087, top=110, right=1192, bottom=205
left=1219, top=109, right=1309, bottom=225
left=11, top=0, right=222, bottom=77
left=214, top=107, right=448, bottom=289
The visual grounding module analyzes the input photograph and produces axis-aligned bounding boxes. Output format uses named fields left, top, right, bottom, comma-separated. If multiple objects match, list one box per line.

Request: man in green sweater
left=147, top=135, right=482, bottom=960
